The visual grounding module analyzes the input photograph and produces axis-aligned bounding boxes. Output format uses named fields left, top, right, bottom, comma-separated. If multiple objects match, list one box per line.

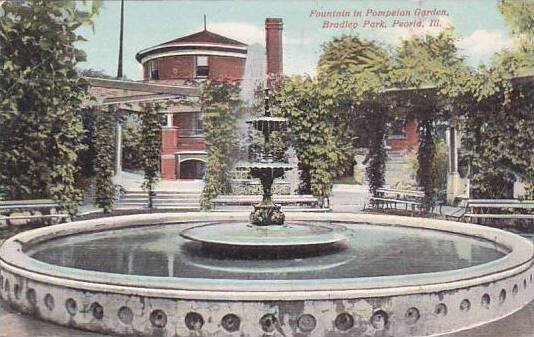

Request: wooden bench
left=369, top=188, right=443, bottom=214
left=0, top=199, right=70, bottom=226
left=211, top=195, right=320, bottom=209
left=463, top=199, right=534, bottom=225
left=376, top=188, right=424, bottom=199
left=369, top=197, right=422, bottom=211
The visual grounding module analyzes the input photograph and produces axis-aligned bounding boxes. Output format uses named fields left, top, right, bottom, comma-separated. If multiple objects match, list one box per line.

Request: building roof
left=159, top=30, right=247, bottom=48
left=136, top=29, right=248, bottom=63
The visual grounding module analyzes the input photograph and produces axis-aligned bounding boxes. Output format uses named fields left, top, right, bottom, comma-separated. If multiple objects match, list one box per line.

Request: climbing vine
left=139, top=102, right=162, bottom=208
left=273, top=76, right=353, bottom=206
left=416, top=113, right=435, bottom=210
left=200, top=81, right=241, bottom=209
left=276, top=27, right=534, bottom=207
left=94, top=106, right=116, bottom=213
left=365, top=105, right=387, bottom=196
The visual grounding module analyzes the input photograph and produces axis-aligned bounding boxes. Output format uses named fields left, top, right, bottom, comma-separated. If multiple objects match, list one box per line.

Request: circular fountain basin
left=0, top=212, right=533, bottom=337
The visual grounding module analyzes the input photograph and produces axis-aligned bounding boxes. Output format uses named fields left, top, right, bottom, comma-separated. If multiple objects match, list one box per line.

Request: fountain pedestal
left=249, top=166, right=286, bottom=226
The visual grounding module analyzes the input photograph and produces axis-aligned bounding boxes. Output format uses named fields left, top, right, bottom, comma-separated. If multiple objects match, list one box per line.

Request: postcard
left=0, top=1, right=533, bottom=336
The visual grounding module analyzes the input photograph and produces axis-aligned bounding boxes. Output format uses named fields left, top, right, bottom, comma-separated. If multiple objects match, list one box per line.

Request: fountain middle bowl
left=179, top=221, right=349, bottom=259
left=0, top=212, right=533, bottom=337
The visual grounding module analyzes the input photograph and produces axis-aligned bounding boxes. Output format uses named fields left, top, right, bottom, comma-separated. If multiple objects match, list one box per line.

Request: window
left=389, top=119, right=406, bottom=139
left=192, top=113, right=203, bottom=135
left=148, top=60, right=159, bottom=80
left=180, top=160, right=206, bottom=179
left=195, top=56, right=209, bottom=78
left=176, top=113, right=203, bottom=137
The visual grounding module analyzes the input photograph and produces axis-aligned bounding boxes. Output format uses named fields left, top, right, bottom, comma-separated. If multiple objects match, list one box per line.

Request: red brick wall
left=387, top=118, right=419, bottom=153
left=161, top=157, right=176, bottom=179
left=143, top=52, right=246, bottom=179
left=161, top=128, right=178, bottom=155
left=209, top=56, right=246, bottom=81
left=142, top=55, right=245, bottom=81
left=177, top=138, right=205, bottom=152
left=143, top=55, right=195, bottom=81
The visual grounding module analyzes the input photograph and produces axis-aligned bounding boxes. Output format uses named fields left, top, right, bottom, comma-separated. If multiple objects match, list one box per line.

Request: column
left=166, top=113, right=173, bottom=128
left=114, top=121, right=122, bottom=175
left=449, top=127, right=458, bottom=173
left=446, top=126, right=463, bottom=204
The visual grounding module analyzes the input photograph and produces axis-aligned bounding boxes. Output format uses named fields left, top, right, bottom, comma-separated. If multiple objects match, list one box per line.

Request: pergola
left=382, top=75, right=534, bottom=202
left=85, top=77, right=201, bottom=174
left=85, top=74, right=533, bottom=202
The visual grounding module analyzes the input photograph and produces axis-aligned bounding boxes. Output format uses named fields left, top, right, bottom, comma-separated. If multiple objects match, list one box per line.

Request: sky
left=75, top=0, right=514, bottom=80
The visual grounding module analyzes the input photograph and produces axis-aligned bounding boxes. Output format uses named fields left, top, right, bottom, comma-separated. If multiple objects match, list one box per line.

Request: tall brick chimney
left=265, top=18, right=283, bottom=78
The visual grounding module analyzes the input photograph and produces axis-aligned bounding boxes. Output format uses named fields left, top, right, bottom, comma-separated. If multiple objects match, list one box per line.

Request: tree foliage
left=391, top=30, right=466, bottom=205
left=0, top=0, right=99, bottom=214
left=277, top=25, right=534, bottom=205
left=273, top=76, right=353, bottom=204
left=299, top=35, right=392, bottom=197
left=498, top=0, right=534, bottom=73
left=200, top=81, right=241, bottom=209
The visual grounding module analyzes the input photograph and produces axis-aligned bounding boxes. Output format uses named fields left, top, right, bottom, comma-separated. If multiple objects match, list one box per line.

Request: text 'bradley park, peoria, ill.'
left=309, top=8, right=450, bottom=29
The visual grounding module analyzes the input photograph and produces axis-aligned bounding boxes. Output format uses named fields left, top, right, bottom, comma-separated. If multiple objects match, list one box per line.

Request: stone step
left=114, top=204, right=200, bottom=211
left=119, top=197, right=200, bottom=203
left=124, top=190, right=200, bottom=195
left=122, top=192, right=200, bottom=198
left=116, top=201, right=200, bottom=206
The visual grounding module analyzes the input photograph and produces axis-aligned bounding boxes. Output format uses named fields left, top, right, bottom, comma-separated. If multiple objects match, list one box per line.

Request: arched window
left=179, top=159, right=206, bottom=179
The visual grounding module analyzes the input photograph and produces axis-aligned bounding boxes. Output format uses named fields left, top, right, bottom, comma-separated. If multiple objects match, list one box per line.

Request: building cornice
left=136, top=43, right=247, bottom=63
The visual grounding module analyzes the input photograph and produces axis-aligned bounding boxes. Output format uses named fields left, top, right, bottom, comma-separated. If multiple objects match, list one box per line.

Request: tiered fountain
left=1, top=91, right=534, bottom=337
left=181, top=90, right=346, bottom=256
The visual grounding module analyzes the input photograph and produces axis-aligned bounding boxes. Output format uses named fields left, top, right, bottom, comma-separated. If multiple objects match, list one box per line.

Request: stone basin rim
left=179, top=222, right=348, bottom=247
left=0, top=212, right=532, bottom=302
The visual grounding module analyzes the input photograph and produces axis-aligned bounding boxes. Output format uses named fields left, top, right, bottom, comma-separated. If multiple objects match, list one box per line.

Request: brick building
left=387, top=119, right=419, bottom=153
left=135, top=29, right=248, bottom=179
left=135, top=18, right=284, bottom=180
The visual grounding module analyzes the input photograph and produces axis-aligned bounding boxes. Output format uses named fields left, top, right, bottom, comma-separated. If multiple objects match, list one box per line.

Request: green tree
left=139, top=102, right=162, bottom=208
left=94, top=107, right=116, bottom=213
left=314, top=35, right=393, bottom=198
left=200, top=81, right=241, bottom=209
left=0, top=0, right=100, bottom=214
left=498, top=0, right=534, bottom=74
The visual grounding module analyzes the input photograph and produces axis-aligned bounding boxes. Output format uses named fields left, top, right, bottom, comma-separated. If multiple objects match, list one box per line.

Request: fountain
left=246, top=89, right=291, bottom=226
left=1, top=91, right=534, bottom=336
left=181, top=89, right=346, bottom=256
